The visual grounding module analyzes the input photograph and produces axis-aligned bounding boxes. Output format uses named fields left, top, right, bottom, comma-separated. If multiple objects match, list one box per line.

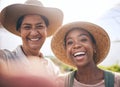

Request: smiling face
left=65, top=28, right=96, bottom=67
left=19, top=14, right=47, bottom=54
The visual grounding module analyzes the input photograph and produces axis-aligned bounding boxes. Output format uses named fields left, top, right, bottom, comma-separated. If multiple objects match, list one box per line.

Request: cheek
left=66, top=47, right=72, bottom=59
left=85, top=41, right=95, bottom=51
left=20, top=32, right=29, bottom=43
left=90, top=43, right=95, bottom=53
left=40, top=28, right=47, bottom=35
left=41, top=31, right=47, bottom=40
left=20, top=30, right=28, bottom=37
left=44, top=31, right=47, bottom=36
left=86, top=44, right=94, bottom=57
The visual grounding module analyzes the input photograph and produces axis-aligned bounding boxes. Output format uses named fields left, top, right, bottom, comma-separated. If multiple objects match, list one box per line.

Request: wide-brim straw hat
left=51, top=21, right=110, bottom=67
left=0, top=12, right=2, bottom=28
left=0, top=1, right=63, bottom=37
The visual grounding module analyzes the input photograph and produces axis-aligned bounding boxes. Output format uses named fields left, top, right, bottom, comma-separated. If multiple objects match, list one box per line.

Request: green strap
left=65, top=71, right=75, bottom=87
left=104, top=71, right=114, bottom=87
left=65, top=70, right=114, bottom=87
left=69, top=71, right=75, bottom=87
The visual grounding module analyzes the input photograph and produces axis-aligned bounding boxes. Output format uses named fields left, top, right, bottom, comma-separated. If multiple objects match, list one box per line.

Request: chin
left=30, top=46, right=41, bottom=50
left=76, top=62, right=86, bottom=67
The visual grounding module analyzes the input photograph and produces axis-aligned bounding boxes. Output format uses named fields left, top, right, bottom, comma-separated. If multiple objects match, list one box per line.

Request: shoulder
left=114, top=72, right=120, bottom=82
left=56, top=73, right=69, bottom=87
left=110, top=72, right=120, bottom=86
left=43, top=57, right=61, bottom=75
left=44, top=57, right=58, bottom=68
left=44, top=57, right=56, bottom=66
left=57, top=71, right=74, bottom=82
left=105, top=70, right=120, bottom=82
left=0, top=49, right=5, bottom=57
left=0, top=45, right=23, bottom=62
left=0, top=49, right=10, bottom=60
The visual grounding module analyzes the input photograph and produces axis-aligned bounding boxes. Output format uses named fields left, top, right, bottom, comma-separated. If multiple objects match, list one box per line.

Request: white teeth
left=30, top=38, right=39, bottom=41
left=74, top=52, right=85, bottom=57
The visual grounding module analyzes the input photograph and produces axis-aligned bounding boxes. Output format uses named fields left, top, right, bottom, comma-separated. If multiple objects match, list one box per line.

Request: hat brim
left=0, top=13, right=2, bottom=28
left=51, top=21, right=110, bottom=67
left=0, top=4, right=63, bottom=37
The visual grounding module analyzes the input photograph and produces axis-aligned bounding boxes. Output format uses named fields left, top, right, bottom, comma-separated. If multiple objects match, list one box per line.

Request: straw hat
left=0, top=12, right=2, bottom=28
left=0, top=0, right=63, bottom=37
left=51, top=21, right=110, bottom=67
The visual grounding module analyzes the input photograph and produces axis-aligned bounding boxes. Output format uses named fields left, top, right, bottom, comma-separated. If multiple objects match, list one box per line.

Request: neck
left=77, top=63, right=97, bottom=73
left=21, top=46, right=42, bottom=58
left=75, top=64, right=104, bottom=84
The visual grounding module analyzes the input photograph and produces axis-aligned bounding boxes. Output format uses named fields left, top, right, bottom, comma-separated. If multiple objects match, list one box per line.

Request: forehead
left=21, top=14, right=45, bottom=25
left=64, top=27, right=96, bottom=44
left=66, top=27, right=90, bottom=37
left=23, top=14, right=42, bottom=20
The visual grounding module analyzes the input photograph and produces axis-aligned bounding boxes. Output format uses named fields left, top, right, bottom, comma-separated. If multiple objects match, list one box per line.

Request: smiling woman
left=18, top=14, right=48, bottom=55
left=0, top=0, right=63, bottom=62
left=0, top=0, right=63, bottom=86
left=51, top=21, right=120, bottom=87
left=0, top=0, right=120, bottom=56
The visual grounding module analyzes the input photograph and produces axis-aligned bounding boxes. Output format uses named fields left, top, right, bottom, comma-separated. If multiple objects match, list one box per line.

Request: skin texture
left=0, top=73, right=57, bottom=87
left=65, top=29, right=95, bottom=67
left=0, top=15, right=58, bottom=87
left=65, top=28, right=104, bottom=84
left=0, top=57, right=58, bottom=87
left=20, top=14, right=47, bottom=57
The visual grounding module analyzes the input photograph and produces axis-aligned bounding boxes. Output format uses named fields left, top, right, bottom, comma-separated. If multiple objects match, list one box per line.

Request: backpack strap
left=65, top=70, right=75, bottom=87
left=104, top=71, right=114, bottom=87
left=65, top=70, right=115, bottom=87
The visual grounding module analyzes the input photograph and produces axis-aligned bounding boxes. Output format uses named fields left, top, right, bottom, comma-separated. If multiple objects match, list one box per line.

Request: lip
left=74, top=55, right=85, bottom=61
left=73, top=51, right=86, bottom=60
left=74, top=51, right=85, bottom=57
left=28, top=37, right=41, bottom=42
left=30, top=37, right=40, bottom=41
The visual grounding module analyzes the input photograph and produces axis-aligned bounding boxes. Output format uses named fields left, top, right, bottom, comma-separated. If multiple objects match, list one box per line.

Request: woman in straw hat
left=0, top=0, right=63, bottom=85
left=51, top=21, right=120, bottom=87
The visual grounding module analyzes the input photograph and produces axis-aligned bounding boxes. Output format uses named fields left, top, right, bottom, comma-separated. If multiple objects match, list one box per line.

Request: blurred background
left=0, top=0, right=120, bottom=72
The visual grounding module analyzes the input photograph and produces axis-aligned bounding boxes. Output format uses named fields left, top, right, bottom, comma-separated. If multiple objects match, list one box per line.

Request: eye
left=80, top=38, right=88, bottom=42
left=22, top=25, right=32, bottom=30
left=36, top=24, right=46, bottom=29
left=78, top=35, right=89, bottom=43
left=66, top=39, right=74, bottom=46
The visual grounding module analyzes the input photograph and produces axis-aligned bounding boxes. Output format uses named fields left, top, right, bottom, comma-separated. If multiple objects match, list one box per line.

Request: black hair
left=16, top=14, right=49, bottom=31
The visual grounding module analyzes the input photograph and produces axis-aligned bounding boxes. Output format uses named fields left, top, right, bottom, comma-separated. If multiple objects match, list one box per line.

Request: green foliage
left=47, top=56, right=120, bottom=73
left=50, top=57, right=74, bottom=73
left=98, top=64, right=120, bottom=72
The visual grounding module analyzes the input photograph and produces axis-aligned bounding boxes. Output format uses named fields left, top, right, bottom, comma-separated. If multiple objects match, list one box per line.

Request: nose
left=30, top=29, right=39, bottom=36
left=73, top=42, right=82, bottom=49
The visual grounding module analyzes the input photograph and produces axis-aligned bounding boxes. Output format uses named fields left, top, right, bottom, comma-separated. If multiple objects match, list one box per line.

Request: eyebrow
left=78, top=33, right=89, bottom=37
left=22, top=23, right=31, bottom=26
left=66, top=33, right=89, bottom=40
left=22, top=22, right=43, bottom=26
